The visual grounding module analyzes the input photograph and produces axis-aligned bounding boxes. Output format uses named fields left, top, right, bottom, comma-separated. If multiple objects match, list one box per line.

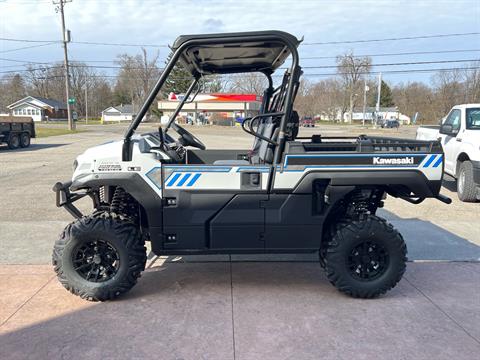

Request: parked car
left=416, top=104, right=480, bottom=202
left=301, top=116, right=314, bottom=127
left=381, top=120, right=400, bottom=129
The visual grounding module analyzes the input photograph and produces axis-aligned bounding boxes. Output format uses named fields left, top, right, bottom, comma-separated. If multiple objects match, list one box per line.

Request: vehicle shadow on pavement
left=1, top=262, right=480, bottom=360
left=442, top=176, right=458, bottom=193
left=378, top=209, right=480, bottom=261
left=0, top=144, right=67, bottom=152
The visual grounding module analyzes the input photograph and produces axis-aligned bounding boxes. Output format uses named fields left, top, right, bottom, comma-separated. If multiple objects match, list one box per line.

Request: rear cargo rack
left=295, top=135, right=441, bottom=153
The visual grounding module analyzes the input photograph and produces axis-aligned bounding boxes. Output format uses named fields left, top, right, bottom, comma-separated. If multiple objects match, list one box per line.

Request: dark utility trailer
left=52, top=30, right=451, bottom=301
left=0, top=116, right=35, bottom=149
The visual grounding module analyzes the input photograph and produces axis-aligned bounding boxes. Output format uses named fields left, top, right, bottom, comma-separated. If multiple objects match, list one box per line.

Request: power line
left=303, top=49, right=480, bottom=60
left=2, top=31, right=479, bottom=49
left=302, top=32, right=480, bottom=45
left=21, top=66, right=480, bottom=81
left=0, top=37, right=60, bottom=43
left=0, top=42, right=57, bottom=54
left=304, top=59, right=480, bottom=69
left=71, top=40, right=169, bottom=48
left=3, top=48, right=480, bottom=69
left=3, top=58, right=478, bottom=74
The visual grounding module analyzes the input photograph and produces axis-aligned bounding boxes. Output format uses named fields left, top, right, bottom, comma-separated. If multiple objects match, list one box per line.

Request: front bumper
left=52, top=181, right=86, bottom=219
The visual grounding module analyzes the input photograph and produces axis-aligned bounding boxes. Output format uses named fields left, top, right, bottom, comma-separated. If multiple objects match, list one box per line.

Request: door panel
left=441, top=109, right=462, bottom=173
left=263, top=194, right=324, bottom=250
left=209, top=194, right=268, bottom=250
left=161, top=164, right=271, bottom=251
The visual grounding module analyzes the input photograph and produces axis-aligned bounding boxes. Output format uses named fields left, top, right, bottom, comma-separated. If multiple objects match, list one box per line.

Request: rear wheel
left=20, top=132, right=30, bottom=148
left=324, top=215, right=407, bottom=298
left=457, top=161, right=477, bottom=202
left=52, top=212, right=147, bottom=301
left=8, top=133, right=20, bottom=149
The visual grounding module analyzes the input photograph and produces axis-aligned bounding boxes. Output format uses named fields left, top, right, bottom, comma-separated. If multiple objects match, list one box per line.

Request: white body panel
left=72, top=138, right=443, bottom=198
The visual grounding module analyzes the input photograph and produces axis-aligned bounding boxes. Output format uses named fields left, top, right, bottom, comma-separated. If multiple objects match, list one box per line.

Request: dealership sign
left=168, top=93, right=262, bottom=102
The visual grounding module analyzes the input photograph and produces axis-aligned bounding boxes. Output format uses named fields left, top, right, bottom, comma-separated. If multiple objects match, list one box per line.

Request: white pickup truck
left=416, top=104, right=480, bottom=202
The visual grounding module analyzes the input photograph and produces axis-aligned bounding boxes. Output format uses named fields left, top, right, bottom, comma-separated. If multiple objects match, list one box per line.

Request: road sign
left=68, top=98, right=76, bottom=104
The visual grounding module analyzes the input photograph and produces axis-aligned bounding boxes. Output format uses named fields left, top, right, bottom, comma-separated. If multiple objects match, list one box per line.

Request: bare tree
left=228, top=73, right=268, bottom=94
left=24, top=62, right=112, bottom=118
left=0, top=74, right=27, bottom=112
left=392, top=82, right=437, bottom=124
left=114, top=48, right=161, bottom=118
left=431, top=69, right=464, bottom=115
left=463, top=61, right=480, bottom=103
left=336, top=52, right=372, bottom=123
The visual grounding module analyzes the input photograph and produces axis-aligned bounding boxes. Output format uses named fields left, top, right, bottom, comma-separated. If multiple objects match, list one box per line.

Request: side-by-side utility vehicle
left=53, top=31, right=451, bottom=301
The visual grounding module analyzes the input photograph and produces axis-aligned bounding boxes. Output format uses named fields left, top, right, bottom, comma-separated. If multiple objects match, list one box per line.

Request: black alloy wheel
left=347, top=241, right=389, bottom=281
left=72, top=239, right=120, bottom=282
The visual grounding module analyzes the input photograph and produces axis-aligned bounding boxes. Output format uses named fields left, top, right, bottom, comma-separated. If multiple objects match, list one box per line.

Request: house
left=318, top=106, right=411, bottom=125
left=7, top=96, right=67, bottom=122
left=101, top=104, right=135, bottom=122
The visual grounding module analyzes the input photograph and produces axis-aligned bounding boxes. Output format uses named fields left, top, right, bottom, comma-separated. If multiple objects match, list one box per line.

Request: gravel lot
left=0, top=123, right=479, bottom=264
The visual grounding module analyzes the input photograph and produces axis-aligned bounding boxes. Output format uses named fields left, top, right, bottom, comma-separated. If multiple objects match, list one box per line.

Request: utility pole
left=85, top=86, right=88, bottom=125
left=375, top=72, right=382, bottom=128
left=54, top=0, right=74, bottom=130
left=362, top=80, right=369, bottom=127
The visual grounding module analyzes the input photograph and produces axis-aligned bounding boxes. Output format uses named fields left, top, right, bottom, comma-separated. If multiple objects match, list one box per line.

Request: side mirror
left=439, top=124, right=458, bottom=136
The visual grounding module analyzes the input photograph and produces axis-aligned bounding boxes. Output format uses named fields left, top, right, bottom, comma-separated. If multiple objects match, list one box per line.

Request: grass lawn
left=35, top=127, right=85, bottom=138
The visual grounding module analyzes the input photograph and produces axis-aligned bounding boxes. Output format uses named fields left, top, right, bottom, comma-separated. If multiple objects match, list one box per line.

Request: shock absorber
left=110, top=187, right=138, bottom=222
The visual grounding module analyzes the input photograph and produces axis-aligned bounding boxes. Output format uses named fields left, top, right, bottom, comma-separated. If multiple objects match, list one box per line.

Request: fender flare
left=71, top=172, right=163, bottom=227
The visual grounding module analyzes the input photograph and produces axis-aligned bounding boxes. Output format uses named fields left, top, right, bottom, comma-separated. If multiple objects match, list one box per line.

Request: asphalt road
left=0, top=123, right=479, bottom=264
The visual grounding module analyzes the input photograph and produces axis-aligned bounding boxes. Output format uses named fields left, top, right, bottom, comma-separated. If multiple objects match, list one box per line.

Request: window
left=444, top=109, right=461, bottom=131
left=466, top=108, right=480, bottom=130
left=27, top=109, right=32, bottom=115
left=22, top=109, right=26, bottom=115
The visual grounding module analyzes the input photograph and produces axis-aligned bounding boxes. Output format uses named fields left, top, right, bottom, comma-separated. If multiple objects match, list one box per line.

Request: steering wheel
left=171, top=123, right=206, bottom=150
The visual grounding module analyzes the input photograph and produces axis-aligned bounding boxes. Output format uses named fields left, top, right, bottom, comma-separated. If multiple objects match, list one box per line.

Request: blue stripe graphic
left=166, top=173, right=181, bottom=187
left=186, top=173, right=201, bottom=186
left=177, top=173, right=191, bottom=186
left=432, top=155, right=443, bottom=168
left=423, top=155, right=436, bottom=168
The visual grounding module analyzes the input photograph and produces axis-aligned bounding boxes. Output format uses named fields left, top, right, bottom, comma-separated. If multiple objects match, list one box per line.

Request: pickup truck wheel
left=52, top=212, right=147, bottom=301
left=325, top=215, right=407, bottom=298
left=20, top=132, right=30, bottom=148
left=8, top=133, right=20, bottom=149
left=457, top=161, right=477, bottom=202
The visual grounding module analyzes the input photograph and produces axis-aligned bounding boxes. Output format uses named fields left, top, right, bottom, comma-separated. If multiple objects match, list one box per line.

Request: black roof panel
left=171, top=30, right=301, bottom=76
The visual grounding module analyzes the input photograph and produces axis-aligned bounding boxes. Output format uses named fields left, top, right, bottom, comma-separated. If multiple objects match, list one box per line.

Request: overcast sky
left=1, top=0, right=479, bottom=85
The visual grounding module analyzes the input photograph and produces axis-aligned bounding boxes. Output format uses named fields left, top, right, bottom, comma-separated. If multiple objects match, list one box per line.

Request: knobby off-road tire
left=325, top=215, right=407, bottom=299
left=457, top=161, right=477, bottom=202
left=52, top=212, right=147, bottom=301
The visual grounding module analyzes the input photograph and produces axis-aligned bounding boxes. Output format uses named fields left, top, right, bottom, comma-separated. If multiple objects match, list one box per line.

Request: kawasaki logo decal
left=373, top=157, right=414, bottom=165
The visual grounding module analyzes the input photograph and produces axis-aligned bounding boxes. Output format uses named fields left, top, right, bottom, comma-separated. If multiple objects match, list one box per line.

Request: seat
left=213, top=111, right=298, bottom=166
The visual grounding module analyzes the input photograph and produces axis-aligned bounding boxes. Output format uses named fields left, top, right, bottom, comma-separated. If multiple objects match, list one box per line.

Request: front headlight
left=73, top=160, right=78, bottom=171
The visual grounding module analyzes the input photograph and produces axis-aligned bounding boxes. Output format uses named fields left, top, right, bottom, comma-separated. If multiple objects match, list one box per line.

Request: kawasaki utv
left=53, top=31, right=450, bottom=301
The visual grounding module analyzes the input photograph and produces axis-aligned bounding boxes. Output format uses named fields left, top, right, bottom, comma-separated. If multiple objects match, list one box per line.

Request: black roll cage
left=122, top=32, right=301, bottom=166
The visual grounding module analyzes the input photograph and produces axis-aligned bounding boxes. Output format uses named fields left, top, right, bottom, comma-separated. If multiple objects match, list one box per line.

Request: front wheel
left=324, top=215, right=407, bottom=298
left=52, top=212, right=147, bottom=301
